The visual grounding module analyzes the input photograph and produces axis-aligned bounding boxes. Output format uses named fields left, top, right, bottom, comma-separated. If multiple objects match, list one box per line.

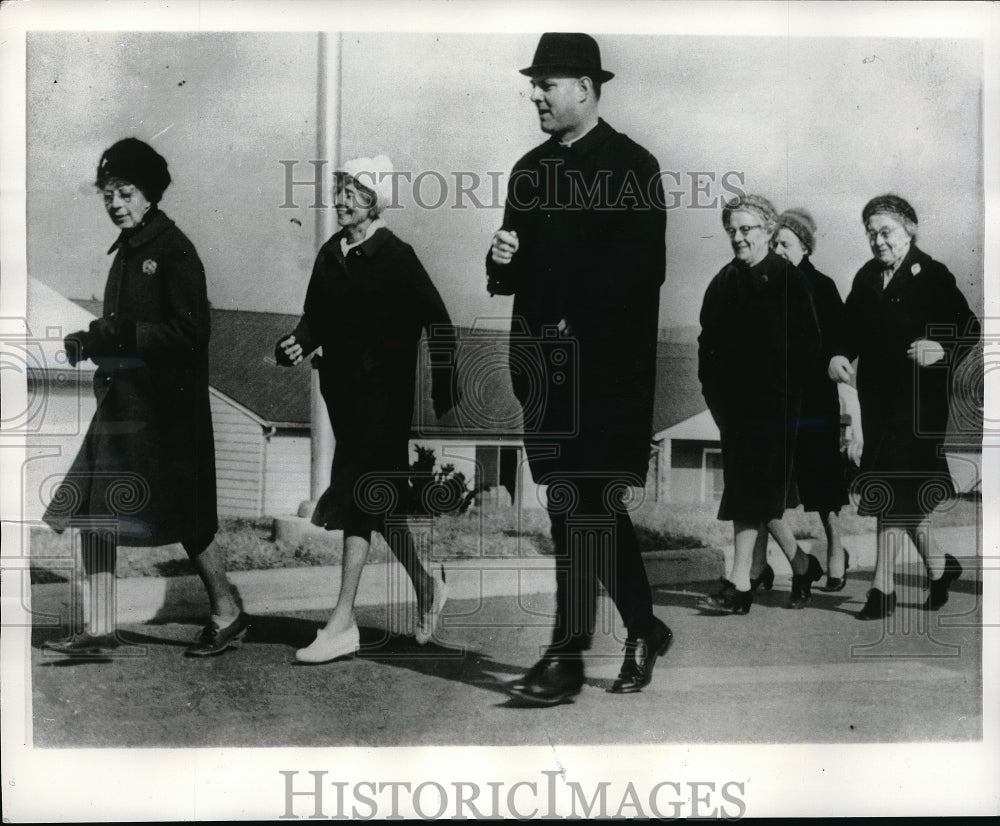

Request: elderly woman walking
left=772, top=209, right=852, bottom=591
left=829, top=195, right=979, bottom=619
left=43, top=138, right=245, bottom=657
left=698, top=194, right=823, bottom=614
left=276, top=156, right=458, bottom=662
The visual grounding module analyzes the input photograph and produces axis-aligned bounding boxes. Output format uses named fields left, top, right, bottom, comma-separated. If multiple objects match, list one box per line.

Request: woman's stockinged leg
left=188, top=538, right=241, bottom=622
left=80, top=530, right=116, bottom=636
left=821, top=510, right=846, bottom=578
left=768, top=514, right=809, bottom=575
left=749, top=527, right=768, bottom=581
left=324, top=533, right=372, bottom=634
left=384, top=522, right=435, bottom=611
left=873, top=519, right=905, bottom=594
left=731, top=521, right=761, bottom=591
left=908, top=515, right=943, bottom=580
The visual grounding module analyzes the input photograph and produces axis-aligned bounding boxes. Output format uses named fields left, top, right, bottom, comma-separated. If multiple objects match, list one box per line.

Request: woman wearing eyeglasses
left=698, top=194, right=823, bottom=614
left=828, top=195, right=978, bottom=620
left=275, top=156, right=458, bottom=662
left=43, top=138, right=245, bottom=657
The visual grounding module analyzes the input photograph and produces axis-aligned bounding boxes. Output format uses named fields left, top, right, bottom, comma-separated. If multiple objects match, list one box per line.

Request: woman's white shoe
left=415, top=568, right=449, bottom=645
left=295, top=623, right=360, bottom=664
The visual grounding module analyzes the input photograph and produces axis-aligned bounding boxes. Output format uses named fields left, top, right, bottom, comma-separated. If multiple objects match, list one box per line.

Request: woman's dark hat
left=95, top=138, right=171, bottom=204
left=520, top=32, right=614, bottom=82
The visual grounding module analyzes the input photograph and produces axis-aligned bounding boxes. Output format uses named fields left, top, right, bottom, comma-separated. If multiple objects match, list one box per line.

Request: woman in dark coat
left=43, top=138, right=245, bottom=657
left=772, top=209, right=851, bottom=591
left=829, top=195, right=979, bottom=619
left=276, top=156, right=458, bottom=663
left=698, top=194, right=823, bottom=614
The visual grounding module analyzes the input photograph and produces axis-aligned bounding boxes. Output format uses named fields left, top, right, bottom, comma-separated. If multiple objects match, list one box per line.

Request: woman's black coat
left=835, top=244, right=978, bottom=517
left=279, top=226, right=457, bottom=531
left=794, top=257, right=850, bottom=513
left=698, top=250, right=821, bottom=522
left=44, top=209, right=218, bottom=547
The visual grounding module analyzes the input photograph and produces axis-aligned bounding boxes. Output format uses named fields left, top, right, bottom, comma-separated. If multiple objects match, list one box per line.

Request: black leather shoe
left=42, top=631, right=120, bottom=656
left=750, top=564, right=775, bottom=592
left=857, top=587, right=896, bottom=620
left=504, top=652, right=584, bottom=707
left=708, top=578, right=734, bottom=605
left=707, top=587, right=752, bottom=615
left=821, top=550, right=850, bottom=592
left=923, top=554, right=962, bottom=611
left=608, top=617, right=673, bottom=694
left=788, top=553, right=824, bottom=608
left=185, top=612, right=251, bottom=657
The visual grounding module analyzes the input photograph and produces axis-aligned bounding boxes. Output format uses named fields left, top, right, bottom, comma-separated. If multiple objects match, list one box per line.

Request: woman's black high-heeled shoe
left=750, top=564, right=775, bottom=592
left=923, top=554, right=962, bottom=611
left=787, top=553, right=823, bottom=609
left=708, top=586, right=753, bottom=615
left=856, top=587, right=896, bottom=620
left=820, top=549, right=850, bottom=593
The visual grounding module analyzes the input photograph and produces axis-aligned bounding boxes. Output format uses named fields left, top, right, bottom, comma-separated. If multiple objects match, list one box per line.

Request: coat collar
left=107, top=208, right=174, bottom=255
left=332, top=224, right=393, bottom=265
left=546, top=117, right=616, bottom=158
left=881, top=244, right=925, bottom=295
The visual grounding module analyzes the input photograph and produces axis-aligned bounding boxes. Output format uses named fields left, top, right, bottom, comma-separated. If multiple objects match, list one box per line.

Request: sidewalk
left=26, top=526, right=978, bottom=625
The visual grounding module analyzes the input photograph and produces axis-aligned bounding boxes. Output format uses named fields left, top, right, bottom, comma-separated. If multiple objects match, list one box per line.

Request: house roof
left=66, top=295, right=711, bottom=436
left=74, top=299, right=312, bottom=427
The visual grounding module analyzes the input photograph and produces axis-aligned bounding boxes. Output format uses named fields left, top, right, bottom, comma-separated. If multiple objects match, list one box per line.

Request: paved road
left=30, top=563, right=982, bottom=748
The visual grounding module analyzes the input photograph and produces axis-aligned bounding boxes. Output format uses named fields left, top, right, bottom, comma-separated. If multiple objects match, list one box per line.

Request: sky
left=26, top=31, right=984, bottom=329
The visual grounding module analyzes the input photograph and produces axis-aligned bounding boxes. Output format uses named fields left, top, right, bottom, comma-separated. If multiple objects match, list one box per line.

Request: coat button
left=109, top=312, right=116, bottom=319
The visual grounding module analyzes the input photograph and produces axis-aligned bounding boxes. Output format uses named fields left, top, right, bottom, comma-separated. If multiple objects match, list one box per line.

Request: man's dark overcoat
left=486, top=118, right=666, bottom=485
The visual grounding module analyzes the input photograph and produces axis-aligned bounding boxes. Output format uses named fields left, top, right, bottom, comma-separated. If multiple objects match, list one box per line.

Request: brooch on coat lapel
left=911, top=263, right=921, bottom=276
left=142, top=259, right=158, bottom=275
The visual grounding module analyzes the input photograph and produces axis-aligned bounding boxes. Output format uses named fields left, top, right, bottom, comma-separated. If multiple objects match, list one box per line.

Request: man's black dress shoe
left=42, top=631, right=120, bottom=656
left=185, top=612, right=251, bottom=657
left=608, top=617, right=673, bottom=694
left=504, top=652, right=584, bottom=707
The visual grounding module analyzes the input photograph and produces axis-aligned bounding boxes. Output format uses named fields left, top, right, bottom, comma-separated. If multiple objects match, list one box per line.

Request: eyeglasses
left=100, top=185, right=139, bottom=205
left=725, top=224, right=763, bottom=238
left=866, top=227, right=902, bottom=242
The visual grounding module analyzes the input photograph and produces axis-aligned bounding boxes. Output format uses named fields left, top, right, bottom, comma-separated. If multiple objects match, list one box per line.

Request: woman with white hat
left=276, top=156, right=458, bottom=661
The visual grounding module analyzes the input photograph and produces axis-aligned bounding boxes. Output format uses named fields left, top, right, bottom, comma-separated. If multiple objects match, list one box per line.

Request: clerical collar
left=559, top=120, right=600, bottom=147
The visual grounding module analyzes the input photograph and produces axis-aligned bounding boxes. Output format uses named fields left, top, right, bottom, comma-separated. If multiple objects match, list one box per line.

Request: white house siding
left=262, top=431, right=311, bottom=516
left=210, top=392, right=264, bottom=518
left=21, top=377, right=98, bottom=523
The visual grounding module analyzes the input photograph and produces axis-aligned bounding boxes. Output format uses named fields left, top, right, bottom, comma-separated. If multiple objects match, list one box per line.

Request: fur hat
left=777, top=207, right=817, bottom=253
left=721, top=193, right=779, bottom=231
left=862, top=194, right=918, bottom=228
left=95, top=138, right=171, bottom=204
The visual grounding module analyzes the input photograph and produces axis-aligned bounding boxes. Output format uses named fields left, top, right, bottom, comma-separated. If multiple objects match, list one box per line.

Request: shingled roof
left=72, top=298, right=708, bottom=436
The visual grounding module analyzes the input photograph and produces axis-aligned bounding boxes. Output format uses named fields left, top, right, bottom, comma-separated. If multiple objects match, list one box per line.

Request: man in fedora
left=487, top=32, right=671, bottom=706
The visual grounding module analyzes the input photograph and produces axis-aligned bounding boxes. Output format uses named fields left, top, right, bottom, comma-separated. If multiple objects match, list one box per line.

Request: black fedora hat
left=519, top=32, right=614, bottom=83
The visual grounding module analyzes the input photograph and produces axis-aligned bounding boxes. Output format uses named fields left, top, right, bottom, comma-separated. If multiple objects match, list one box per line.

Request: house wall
left=262, top=430, right=311, bottom=517
left=21, top=377, right=97, bottom=523
left=210, top=392, right=264, bottom=518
